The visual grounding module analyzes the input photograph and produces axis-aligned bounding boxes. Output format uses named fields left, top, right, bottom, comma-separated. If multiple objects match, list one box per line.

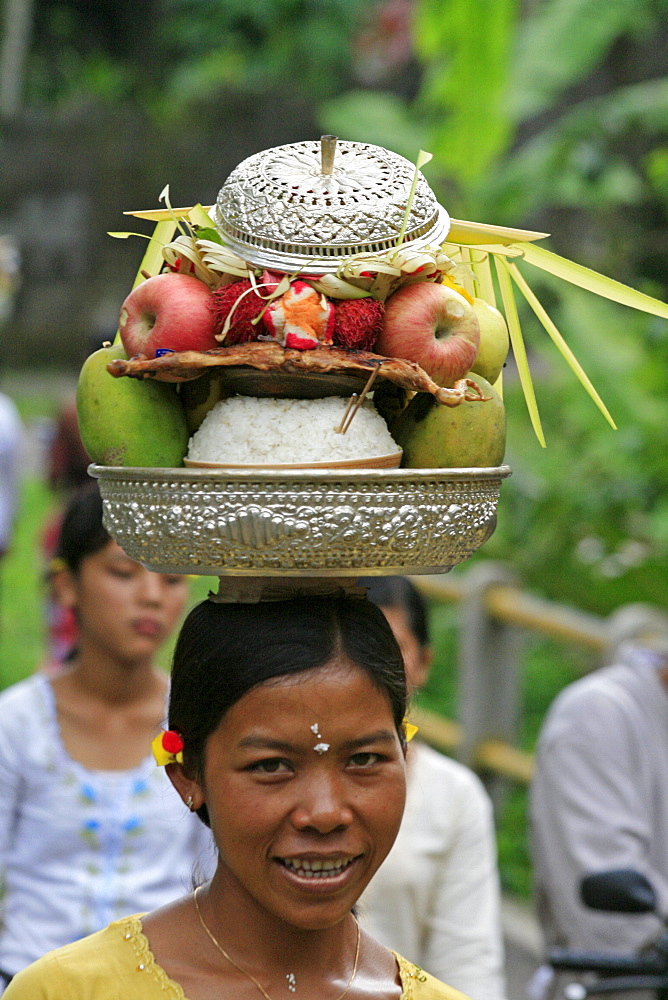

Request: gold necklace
left=193, top=886, right=361, bottom=1000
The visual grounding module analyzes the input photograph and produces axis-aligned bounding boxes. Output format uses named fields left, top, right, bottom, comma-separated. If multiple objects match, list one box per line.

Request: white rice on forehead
left=187, top=395, right=398, bottom=465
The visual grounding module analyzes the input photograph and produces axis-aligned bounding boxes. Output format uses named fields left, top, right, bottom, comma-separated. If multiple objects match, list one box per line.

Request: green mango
left=392, top=373, right=506, bottom=468
left=76, top=344, right=189, bottom=467
left=180, top=372, right=230, bottom=434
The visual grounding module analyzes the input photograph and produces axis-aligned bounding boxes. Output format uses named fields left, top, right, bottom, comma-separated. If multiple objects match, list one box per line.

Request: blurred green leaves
left=155, top=0, right=370, bottom=108
left=26, top=0, right=371, bottom=114
left=320, top=0, right=668, bottom=238
left=413, top=0, right=518, bottom=189
left=507, top=0, right=645, bottom=121
left=487, top=77, right=668, bottom=221
left=320, top=90, right=427, bottom=161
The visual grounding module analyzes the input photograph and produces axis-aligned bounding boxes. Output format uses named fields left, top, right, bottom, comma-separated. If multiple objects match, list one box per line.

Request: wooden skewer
left=336, top=366, right=380, bottom=435
left=335, top=393, right=358, bottom=434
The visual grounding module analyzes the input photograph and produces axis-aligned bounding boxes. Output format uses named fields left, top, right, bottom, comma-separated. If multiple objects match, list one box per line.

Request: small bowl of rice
left=184, top=396, right=402, bottom=470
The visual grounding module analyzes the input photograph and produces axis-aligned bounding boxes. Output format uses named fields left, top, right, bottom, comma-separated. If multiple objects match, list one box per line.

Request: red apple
left=118, top=272, right=218, bottom=358
left=376, top=282, right=480, bottom=386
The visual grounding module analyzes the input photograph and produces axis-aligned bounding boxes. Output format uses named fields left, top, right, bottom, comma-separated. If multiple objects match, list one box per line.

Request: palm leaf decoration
left=519, top=243, right=668, bottom=320
left=495, top=254, right=546, bottom=447
left=504, top=259, right=616, bottom=431
left=443, top=215, right=668, bottom=442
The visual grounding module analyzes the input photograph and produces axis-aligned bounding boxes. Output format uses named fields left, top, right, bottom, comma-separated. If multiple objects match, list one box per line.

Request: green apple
left=471, top=298, right=510, bottom=385
left=392, top=373, right=506, bottom=468
left=76, top=344, right=189, bottom=467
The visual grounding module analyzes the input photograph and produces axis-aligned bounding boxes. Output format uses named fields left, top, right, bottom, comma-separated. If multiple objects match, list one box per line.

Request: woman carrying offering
left=0, top=485, right=212, bottom=989
left=5, top=594, right=470, bottom=1000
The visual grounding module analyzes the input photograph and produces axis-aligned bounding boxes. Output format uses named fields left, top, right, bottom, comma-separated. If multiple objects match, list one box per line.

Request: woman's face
left=190, top=660, right=407, bottom=929
left=62, top=539, right=188, bottom=662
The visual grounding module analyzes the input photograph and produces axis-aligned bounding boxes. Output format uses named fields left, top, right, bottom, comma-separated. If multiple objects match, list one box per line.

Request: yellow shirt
left=4, top=914, right=471, bottom=1000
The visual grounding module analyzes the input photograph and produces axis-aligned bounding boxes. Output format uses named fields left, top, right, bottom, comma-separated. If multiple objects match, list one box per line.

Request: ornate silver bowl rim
left=90, top=464, right=511, bottom=581
left=91, top=464, right=510, bottom=484
left=212, top=136, right=451, bottom=274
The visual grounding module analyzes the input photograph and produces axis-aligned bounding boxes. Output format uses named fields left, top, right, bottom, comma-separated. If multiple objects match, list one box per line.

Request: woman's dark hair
left=358, top=576, right=429, bottom=649
left=55, top=482, right=110, bottom=574
left=169, top=595, right=407, bottom=826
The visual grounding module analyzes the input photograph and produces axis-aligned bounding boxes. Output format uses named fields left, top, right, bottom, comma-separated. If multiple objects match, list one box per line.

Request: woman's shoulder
left=0, top=672, right=45, bottom=708
left=3, top=915, right=174, bottom=999
left=0, top=674, right=49, bottom=738
left=0, top=675, right=58, bottom=772
left=394, top=953, right=472, bottom=1000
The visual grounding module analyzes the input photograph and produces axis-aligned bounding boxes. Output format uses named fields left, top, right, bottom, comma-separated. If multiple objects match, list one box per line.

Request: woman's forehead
left=92, top=538, right=137, bottom=564
left=260, top=657, right=365, bottom=690
left=217, top=660, right=396, bottom=736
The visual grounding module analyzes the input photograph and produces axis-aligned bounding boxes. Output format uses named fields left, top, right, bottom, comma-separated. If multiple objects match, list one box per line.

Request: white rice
left=187, top=395, right=398, bottom=464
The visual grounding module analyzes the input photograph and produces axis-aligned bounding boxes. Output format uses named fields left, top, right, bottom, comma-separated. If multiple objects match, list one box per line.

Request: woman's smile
left=275, top=853, right=364, bottom=891
left=277, top=855, right=360, bottom=875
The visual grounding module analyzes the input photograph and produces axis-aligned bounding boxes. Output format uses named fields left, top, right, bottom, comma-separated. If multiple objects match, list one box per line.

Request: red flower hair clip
left=151, top=729, right=184, bottom=766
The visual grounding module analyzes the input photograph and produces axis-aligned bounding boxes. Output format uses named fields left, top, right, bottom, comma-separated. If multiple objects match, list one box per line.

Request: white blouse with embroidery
left=0, top=674, right=214, bottom=980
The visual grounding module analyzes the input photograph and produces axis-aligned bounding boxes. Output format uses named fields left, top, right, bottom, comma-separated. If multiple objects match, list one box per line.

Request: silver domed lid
left=213, top=136, right=450, bottom=274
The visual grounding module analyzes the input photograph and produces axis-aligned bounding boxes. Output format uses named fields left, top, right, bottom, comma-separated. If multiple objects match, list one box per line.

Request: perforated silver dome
left=213, top=137, right=450, bottom=274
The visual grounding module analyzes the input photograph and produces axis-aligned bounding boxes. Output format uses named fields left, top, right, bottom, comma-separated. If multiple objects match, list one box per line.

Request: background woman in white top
left=0, top=483, right=212, bottom=989
left=358, top=577, right=506, bottom=1000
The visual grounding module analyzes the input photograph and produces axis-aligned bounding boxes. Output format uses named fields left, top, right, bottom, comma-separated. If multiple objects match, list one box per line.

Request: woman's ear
left=166, top=761, right=205, bottom=813
left=410, top=644, right=433, bottom=691
left=50, top=567, right=79, bottom=611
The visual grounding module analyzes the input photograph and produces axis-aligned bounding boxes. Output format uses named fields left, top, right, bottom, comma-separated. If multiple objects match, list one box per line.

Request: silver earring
left=186, top=795, right=194, bottom=811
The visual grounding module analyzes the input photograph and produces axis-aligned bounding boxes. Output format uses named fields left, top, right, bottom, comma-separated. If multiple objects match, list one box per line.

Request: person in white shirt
left=358, top=576, right=506, bottom=1000
left=531, top=638, right=668, bottom=957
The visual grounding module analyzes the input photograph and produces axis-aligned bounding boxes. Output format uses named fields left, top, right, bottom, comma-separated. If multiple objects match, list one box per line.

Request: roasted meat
left=106, top=343, right=489, bottom=407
